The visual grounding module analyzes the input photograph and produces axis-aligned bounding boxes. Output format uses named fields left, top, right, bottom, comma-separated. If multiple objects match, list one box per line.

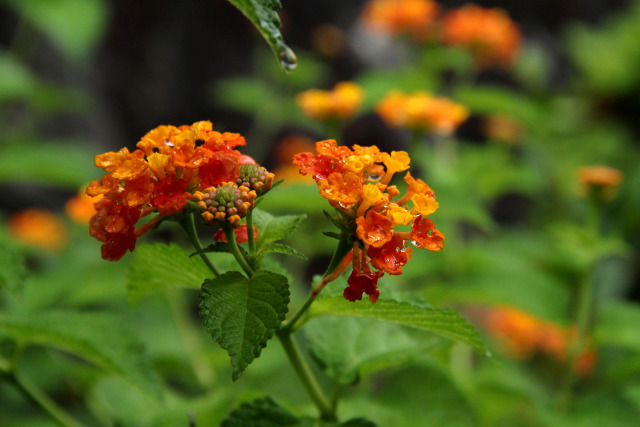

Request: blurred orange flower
left=65, top=188, right=103, bottom=224
left=440, top=4, right=521, bottom=67
left=483, top=305, right=597, bottom=375
left=361, top=0, right=440, bottom=41
left=297, top=82, right=364, bottom=121
left=376, top=91, right=469, bottom=135
left=577, top=166, right=623, bottom=200
left=9, top=209, right=68, bottom=251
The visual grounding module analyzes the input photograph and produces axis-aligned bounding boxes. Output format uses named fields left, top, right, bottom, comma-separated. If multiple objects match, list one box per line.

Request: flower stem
left=246, top=210, right=256, bottom=254
left=276, top=330, right=335, bottom=421
left=281, top=238, right=352, bottom=332
left=3, top=372, right=85, bottom=427
left=223, top=226, right=254, bottom=277
left=180, top=212, right=219, bottom=277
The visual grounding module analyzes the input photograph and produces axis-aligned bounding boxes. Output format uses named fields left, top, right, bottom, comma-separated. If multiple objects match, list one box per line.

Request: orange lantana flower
left=297, top=82, right=364, bottom=121
left=483, top=305, right=597, bottom=375
left=88, top=121, right=271, bottom=261
left=294, top=139, right=444, bottom=302
left=376, top=91, right=469, bottom=135
left=440, top=4, right=521, bottom=67
left=577, top=166, right=623, bottom=201
left=361, top=0, right=439, bottom=41
left=9, top=209, right=68, bottom=251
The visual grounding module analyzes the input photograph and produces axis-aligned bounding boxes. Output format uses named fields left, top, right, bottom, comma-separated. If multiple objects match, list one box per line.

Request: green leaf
left=199, top=271, right=289, bottom=380
left=0, top=244, right=27, bottom=295
left=307, top=297, right=487, bottom=354
left=222, top=396, right=299, bottom=426
left=0, top=139, right=97, bottom=187
left=5, top=0, right=108, bottom=63
left=304, top=316, right=441, bottom=384
left=126, top=243, right=210, bottom=305
left=0, top=310, right=162, bottom=399
left=258, top=243, right=307, bottom=260
left=595, top=300, right=640, bottom=351
left=225, top=0, right=297, bottom=72
left=253, top=209, right=306, bottom=248
left=192, top=242, right=232, bottom=256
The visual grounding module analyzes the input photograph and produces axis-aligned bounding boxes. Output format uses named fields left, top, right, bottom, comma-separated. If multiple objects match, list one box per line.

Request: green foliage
left=199, top=271, right=290, bottom=380
left=225, top=0, right=297, bottom=72
left=222, top=396, right=299, bottom=426
left=304, top=316, right=441, bottom=384
left=253, top=209, right=306, bottom=247
left=3, top=0, right=108, bottom=63
left=307, top=297, right=486, bottom=354
left=126, top=243, right=210, bottom=305
left=0, top=310, right=162, bottom=399
left=0, top=139, right=97, bottom=188
left=222, top=396, right=377, bottom=426
left=0, top=244, right=26, bottom=295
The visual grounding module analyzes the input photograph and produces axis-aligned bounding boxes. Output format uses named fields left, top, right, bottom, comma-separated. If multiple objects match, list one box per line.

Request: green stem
left=180, top=213, right=219, bottom=277
left=4, top=372, right=85, bottom=427
left=409, top=128, right=425, bottom=156
left=558, top=270, right=594, bottom=411
left=276, top=331, right=335, bottom=421
left=281, top=237, right=351, bottom=332
left=246, top=210, right=256, bottom=254
left=223, top=226, right=254, bottom=277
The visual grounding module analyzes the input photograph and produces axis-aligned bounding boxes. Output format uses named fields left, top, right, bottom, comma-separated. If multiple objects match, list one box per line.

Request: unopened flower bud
left=193, top=183, right=257, bottom=226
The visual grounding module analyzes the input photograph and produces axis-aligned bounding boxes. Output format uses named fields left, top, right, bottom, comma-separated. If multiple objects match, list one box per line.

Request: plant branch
left=223, top=226, right=254, bottom=277
left=4, top=372, right=85, bottom=427
left=246, top=210, right=256, bottom=254
left=276, top=331, right=335, bottom=422
left=180, top=212, right=219, bottom=277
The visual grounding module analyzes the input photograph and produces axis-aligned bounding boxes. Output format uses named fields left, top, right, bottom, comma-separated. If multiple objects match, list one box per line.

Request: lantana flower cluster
left=376, top=90, right=469, bottom=135
left=483, top=305, right=597, bottom=376
left=359, top=0, right=521, bottom=67
left=294, top=140, right=444, bottom=303
left=440, top=4, right=521, bottom=66
left=87, top=121, right=271, bottom=261
left=361, top=0, right=440, bottom=41
left=296, top=82, right=364, bottom=121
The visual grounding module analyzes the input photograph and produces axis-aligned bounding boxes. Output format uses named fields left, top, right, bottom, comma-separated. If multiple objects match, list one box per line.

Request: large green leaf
left=0, top=310, right=162, bottom=399
left=199, top=270, right=289, bottom=380
left=0, top=244, right=26, bottom=295
left=595, top=300, right=640, bottom=352
left=304, top=316, right=441, bottom=384
left=253, top=209, right=306, bottom=248
left=126, top=243, right=210, bottom=305
left=225, top=0, right=297, bottom=72
left=222, top=396, right=299, bottom=426
left=4, top=0, right=108, bottom=63
left=307, top=297, right=487, bottom=354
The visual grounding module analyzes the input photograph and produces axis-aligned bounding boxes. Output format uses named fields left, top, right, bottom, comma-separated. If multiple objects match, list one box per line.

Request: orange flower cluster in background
left=376, top=91, right=469, bottom=135
left=440, top=4, right=521, bottom=66
left=87, top=121, right=268, bottom=261
left=483, top=305, right=597, bottom=376
left=294, top=140, right=444, bottom=303
left=578, top=166, right=623, bottom=201
left=361, top=0, right=440, bottom=41
left=65, top=188, right=103, bottom=224
left=296, top=82, right=364, bottom=121
left=9, top=209, right=68, bottom=251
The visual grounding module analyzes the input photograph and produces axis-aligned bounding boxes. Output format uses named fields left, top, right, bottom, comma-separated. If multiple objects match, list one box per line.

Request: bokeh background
left=2, top=0, right=640, bottom=425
